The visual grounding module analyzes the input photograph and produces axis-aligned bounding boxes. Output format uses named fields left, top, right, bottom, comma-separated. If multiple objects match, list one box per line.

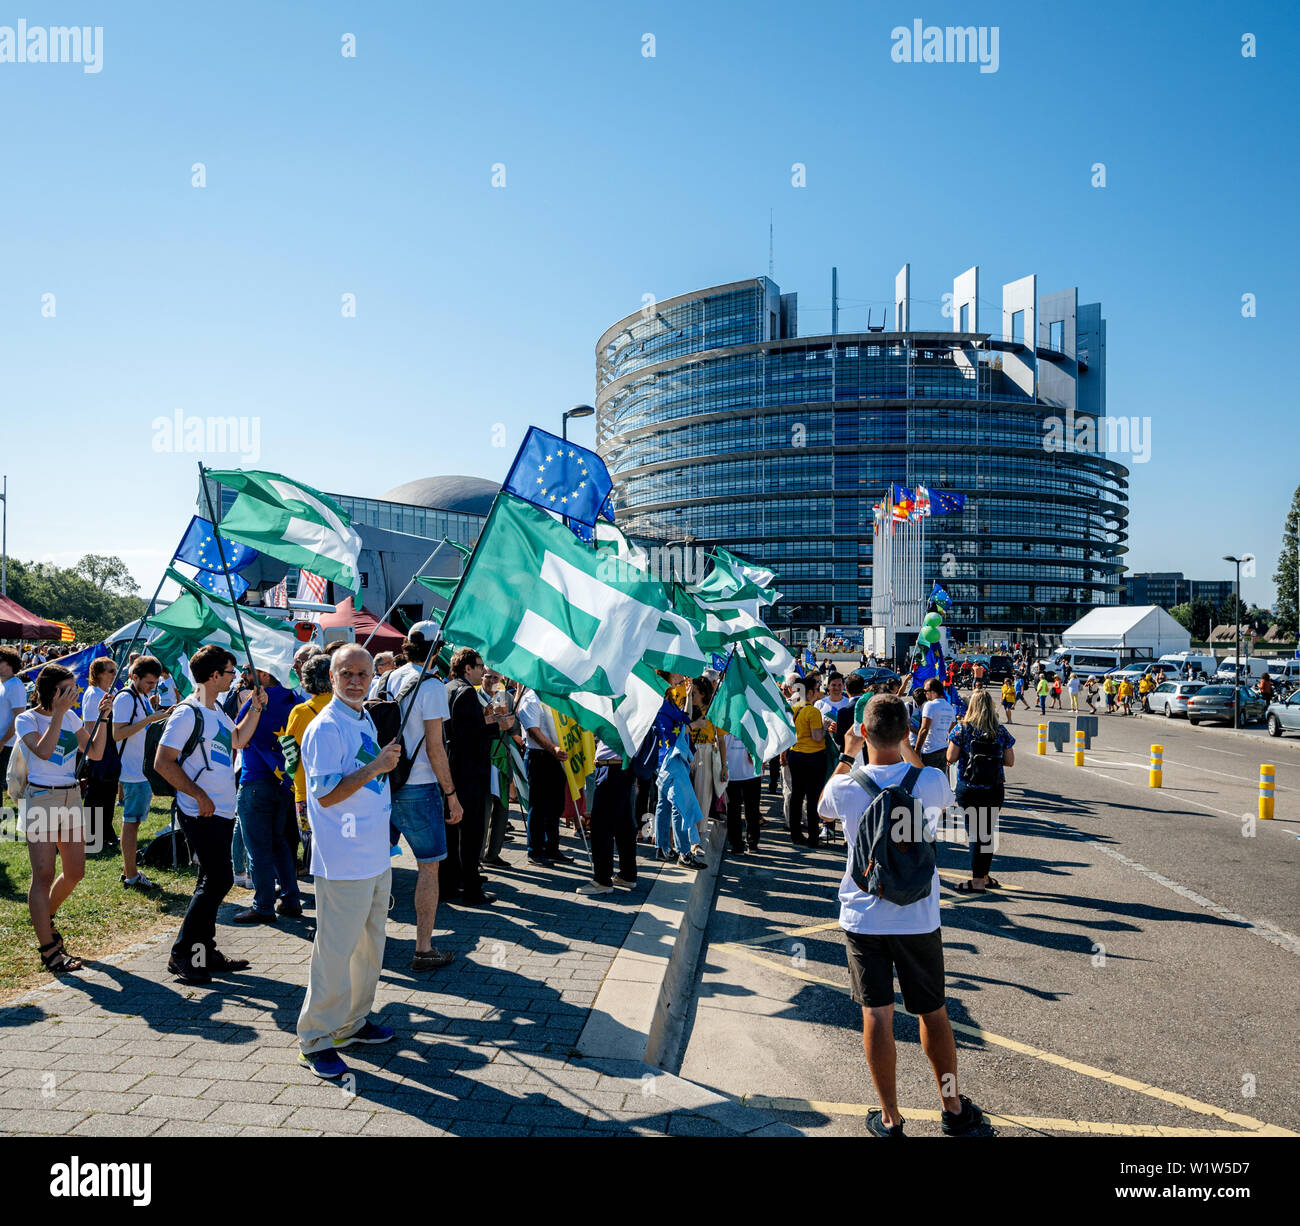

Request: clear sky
left=1, top=0, right=1295, bottom=609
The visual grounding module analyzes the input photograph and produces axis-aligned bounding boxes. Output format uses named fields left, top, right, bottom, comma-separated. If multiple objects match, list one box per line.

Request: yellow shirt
left=689, top=720, right=719, bottom=745
left=1118, top=681, right=1134, bottom=699
left=286, top=692, right=332, bottom=803
left=1001, top=682, right=1015, bottom=704
left=1138, top=677, right=1153, bottom=694
left=792, top=702, right=824, bottom=754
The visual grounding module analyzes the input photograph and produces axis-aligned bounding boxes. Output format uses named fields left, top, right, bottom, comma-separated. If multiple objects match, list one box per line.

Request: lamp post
left=562, top=404, right=594, bottom=441
left=1, top=474, right=7, bottom=596
left=1223, top=555, right=1243, bottom=729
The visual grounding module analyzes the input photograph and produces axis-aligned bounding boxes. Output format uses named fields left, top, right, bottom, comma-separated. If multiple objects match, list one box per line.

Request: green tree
left=6, top=556, right=146, bottom=645
left=1217, top=594, right=1248, bottom=629
left=1170, top=603, right=1194, bottom=633
left=72, top=553, right=140, bottom=597
left=1274, top=483, right=1299, bottom=637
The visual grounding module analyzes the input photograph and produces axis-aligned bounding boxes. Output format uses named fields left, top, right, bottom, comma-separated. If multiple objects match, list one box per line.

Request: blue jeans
left=389, top=783, right=448, bottom=864
left=231, top=814, right=250, bottom=875
left=237, top=779, right=301, bottom=915
left=654, top=754, right=703, bottom=856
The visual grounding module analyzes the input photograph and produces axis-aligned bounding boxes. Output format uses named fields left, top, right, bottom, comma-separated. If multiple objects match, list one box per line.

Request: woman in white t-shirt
left=17, top=663, right=112, bottom=974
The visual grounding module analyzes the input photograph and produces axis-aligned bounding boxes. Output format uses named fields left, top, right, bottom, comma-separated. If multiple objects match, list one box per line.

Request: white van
left=1215, top=656, right=1271, bottom=683
left=1046, top=648, right=1125, bottom=677
left=1155, top=652, right=1218, bottom=680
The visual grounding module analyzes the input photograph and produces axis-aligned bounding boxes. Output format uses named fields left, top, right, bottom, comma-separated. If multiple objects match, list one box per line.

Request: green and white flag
left=670, top=584, right=795, bottom=680
left=710, top=640, right=796, bottom=763
left=692, top=547, right=780, bottom=606
left=440, top=495, right=706, bottom=756
left=207, top=469, right=364, bottom=597
left=147, top=567, right=300, bottom=693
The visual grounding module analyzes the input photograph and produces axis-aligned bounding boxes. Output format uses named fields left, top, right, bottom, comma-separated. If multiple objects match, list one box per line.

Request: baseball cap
left=406, top=620, right=441, bottom=642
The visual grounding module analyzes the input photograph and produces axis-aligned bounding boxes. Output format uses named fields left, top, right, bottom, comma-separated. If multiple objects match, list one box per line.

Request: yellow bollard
left=1259, top=764, right=1275, bottom=820
left=1074, top=728, right=1085, bottom=766
left=1037, top=723, right=1047, bottom=756
left=1149, top=744, right=1163, bottom=788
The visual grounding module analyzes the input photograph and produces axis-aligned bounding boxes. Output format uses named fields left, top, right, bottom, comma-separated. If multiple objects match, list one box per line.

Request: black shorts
left=844, top=927, right=946, bottom=1015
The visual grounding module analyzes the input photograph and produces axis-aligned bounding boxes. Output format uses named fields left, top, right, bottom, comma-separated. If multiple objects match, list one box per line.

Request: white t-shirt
left=516, top=689, right=558, bottom=748
left=15, top=709, right=84, bottom=788
left=816, top=695, right=855, bottom=728
left=156, top=677, right=179, bottom=707
left=1066, top=676, right=1081, bottom=695
left=383, top=663, right=450, bottom=787
left=82, top=686, right=110, bottom=724
left=302, top=699, right=391, bottom=881
left=158, top=700, right=238, bottom=819
left=723, top=733, right=757, bottom=781
left=112, top=688, right=156, bottom=785
left=919, top=698, right=956, bottom=754
left=1, top=675, right=29, bottom=747
left=818, top=760, right=953, bottom=935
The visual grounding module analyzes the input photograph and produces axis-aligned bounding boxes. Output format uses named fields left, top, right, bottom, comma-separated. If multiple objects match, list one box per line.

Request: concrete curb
left=1130, top=710, right=1300, bottom=754
left=574, top=816, right=801, bottom=1135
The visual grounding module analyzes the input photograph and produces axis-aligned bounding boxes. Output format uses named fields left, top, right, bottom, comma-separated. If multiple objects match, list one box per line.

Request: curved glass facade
left=595, top=277, right=1129, bottom=636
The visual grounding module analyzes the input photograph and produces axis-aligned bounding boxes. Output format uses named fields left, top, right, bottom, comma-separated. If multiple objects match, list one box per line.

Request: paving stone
left=205, top=1100, right=295, bottom=1128
left=271, top=1083, right=366, bottom=1108
left=1, top=1048, right=67, bottom=1069
left=236, top=1126, right=323, bottom=1137
left=69, top=1113, right=164, bottom=1137
left=61, top=1070, right=149, bottom=1093
left=283, top=1105, right=372, bottom=1134
left=150, top=1120, right=233, bottom=1136
left=0, top=1107, right=88, bottom=1134
left=111, top=1056, right=198, bottom=1079
left=198, top=1079, right=285, bottom=1104
left=666, top=1112, right=732, bottom=1137
left=133, top=1095, right=221, bottom=1122
left=182, top=1059, right=265, bottom=1081
left=131, top=1076, right=218, bottom=1099
left=60, top=1090, right=150, bottom=1114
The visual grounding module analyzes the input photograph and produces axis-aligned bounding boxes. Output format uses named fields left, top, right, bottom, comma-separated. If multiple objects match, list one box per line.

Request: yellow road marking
left=715, top=942, right=1297, bottom=1136
left=937, top=869, right=1026, bottom=893
left=724, top=921, right=843, bottom=948
left=742, top=1096, right=1287, bottom=1137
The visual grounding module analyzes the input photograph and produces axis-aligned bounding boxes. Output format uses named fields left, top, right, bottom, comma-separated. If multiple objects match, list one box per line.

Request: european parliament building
left=594, top=271, right=1129, bottom=639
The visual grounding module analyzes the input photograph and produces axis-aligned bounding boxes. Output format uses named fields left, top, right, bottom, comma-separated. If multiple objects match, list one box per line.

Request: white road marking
left=1024, top=807, right=1300, bottom=958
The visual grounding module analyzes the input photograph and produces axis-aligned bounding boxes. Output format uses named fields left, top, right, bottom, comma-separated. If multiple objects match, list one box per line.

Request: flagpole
left=361, top=537, right=450, bottom=651
left=198, top=462, right=258, bottom=685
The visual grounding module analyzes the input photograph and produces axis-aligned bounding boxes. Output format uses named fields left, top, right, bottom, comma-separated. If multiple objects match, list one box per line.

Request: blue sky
left=1, top=0, right=1295, bottom=610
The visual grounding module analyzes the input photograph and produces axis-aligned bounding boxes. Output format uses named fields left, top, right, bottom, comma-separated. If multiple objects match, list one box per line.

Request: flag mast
left=198, top=462, right=259, bottom=687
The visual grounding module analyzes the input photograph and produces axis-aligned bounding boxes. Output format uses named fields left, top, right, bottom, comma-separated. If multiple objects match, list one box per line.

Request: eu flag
left=174, top=516, right=260, bottom=574
left=17, top=642, right=112, bottom=706
left=502, top=427, right=615, bottom=529
left=929, top=583, right=953, bottom=611
left=930, top=489, right=967, bottom=515
left=190, top=568, right=250, bottom=601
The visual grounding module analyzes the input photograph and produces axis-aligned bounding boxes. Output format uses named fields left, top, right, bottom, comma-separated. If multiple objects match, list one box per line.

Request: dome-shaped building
left=381, top=475, right=499, bottom=518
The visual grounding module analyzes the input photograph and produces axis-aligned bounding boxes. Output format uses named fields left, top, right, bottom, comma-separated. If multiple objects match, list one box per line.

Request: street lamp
left=1223, top=555, right=1244, bottom=729
left=562, top=404, right=594, bottom=440
left=1, top=474, right=7, bottom=596
left=1030, top=605, right=1048, bottom=660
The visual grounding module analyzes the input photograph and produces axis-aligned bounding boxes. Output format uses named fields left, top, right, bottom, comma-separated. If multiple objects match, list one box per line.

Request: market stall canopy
left=0, top=596, right=63, bottom=640
left=318, top=599, right=406, bottom=653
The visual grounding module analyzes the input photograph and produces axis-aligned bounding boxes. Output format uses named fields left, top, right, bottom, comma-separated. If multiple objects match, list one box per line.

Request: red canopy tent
left=0, top=595, right=63, bottom=640
left=318, top=600, right=406, bottom=654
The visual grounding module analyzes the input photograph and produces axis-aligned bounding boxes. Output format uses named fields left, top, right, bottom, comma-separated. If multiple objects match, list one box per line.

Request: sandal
left=954, top=880, right=986, bottom=894
left=983, top=878, right=1001, bottom=890
left=38, top=939, right=83, bottom=974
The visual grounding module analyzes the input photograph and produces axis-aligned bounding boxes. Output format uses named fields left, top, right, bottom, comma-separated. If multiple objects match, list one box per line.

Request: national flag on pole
left=265, top=577, right=288, bottom=608
left=890, top=484, right=914, bottom=520
left=501, top=426, right=616, bottom=528
left=929, top=583, right=953, bottom=611
left=174, top=515, right=260, bottom=574
left=148, top=567, right=301, bottom=692
left=913, top=485, right=932, bottom=518
left=709, top=640, right=796, bottom=763
left=17, top=642, right=111, bottom=700
left=297, top=569, right=327, bottom=602
left=930, top=488, right=967, bottom=515
left=206, top=470, right=364, bottom=601
left=438, top=495, right=706, bottom=757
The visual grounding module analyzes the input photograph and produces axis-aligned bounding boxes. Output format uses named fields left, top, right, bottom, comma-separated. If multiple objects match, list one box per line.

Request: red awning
left=317, top=600, right=407, bottom=654
left=0, top=596, right=64, bottom=640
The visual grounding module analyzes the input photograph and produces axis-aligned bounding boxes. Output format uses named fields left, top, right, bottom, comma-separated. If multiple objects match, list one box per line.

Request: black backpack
left=848, top=764, right=936, bottom=905
left=80, top=691, right=123, bottom=784
left=363, top=669, right=431, bottom=793
left=958, top=725, right=1003, bottom=791
left=145, top=700, right=209, bottom=799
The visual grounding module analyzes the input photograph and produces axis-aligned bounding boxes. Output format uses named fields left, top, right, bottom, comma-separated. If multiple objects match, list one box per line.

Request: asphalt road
left=678, top=711, right=1300, bottom=1137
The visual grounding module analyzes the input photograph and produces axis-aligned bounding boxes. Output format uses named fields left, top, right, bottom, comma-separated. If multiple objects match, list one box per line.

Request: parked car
left=1215, top=657, right=1273, bottom=684
left=987, top=654, right=1014, bottom=682
left=851, top=666, right=902, bottom=689
left=1266, top=690, right=1300, bottom=738
left=1187, top=685, right=1267, bottom=727
left=1148, top=681, right=1206, bottom=718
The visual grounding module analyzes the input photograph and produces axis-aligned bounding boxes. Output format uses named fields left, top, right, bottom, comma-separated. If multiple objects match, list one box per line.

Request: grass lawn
left=0, top=791, right=201, bottom=998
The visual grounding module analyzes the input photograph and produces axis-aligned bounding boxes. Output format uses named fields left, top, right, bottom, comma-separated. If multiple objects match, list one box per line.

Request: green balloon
left=918, top=627, right=940, bottom=645
left=923, top=612, right=943, bottom=628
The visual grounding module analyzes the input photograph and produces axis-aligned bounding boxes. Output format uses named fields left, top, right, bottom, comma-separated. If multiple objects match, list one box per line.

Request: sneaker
left=299, top=1049, right=350, bottom=1079
left=611, top=874, right=637, bottom=888
left=654, top=848, right=677, bottom=862
left=411, top=947, right=455, bottom=970
left=232, top=874, right=254, bottom=890
left=940, top=1095, right=986, bottom=1136
left=334, top=1021, right=395, bottom=1048
left=576, top=881, right=613, bottom=895
left=232, top=908, right=277, bottom=925
left=678, top=852, right=705, bottom=869
left=121, top=872, right=159, bottom=891
left=865, top=1110, right=905, bottom=1138
left=166, top=957, right=212, bottom=986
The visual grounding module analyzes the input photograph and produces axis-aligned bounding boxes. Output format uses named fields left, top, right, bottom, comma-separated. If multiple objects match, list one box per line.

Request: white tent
left=1060, top=606, right=1191, bottom=656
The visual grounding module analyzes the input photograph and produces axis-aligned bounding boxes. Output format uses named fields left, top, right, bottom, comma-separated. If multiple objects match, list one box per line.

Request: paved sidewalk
left=0, top=824, right=773, bottom=1138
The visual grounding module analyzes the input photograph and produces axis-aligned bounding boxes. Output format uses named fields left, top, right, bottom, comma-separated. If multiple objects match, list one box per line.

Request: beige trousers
left=297, top=868, right=390, bottom=1054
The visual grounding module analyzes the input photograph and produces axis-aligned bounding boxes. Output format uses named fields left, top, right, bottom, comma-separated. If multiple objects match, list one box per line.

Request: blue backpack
left=848, top=764, right=936, bottom=905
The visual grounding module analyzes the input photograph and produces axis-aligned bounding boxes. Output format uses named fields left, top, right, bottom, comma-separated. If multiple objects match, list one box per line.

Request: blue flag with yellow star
left=174, top=516, right=260, bottom=574
left=502, top=426, right=615, bottom=529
